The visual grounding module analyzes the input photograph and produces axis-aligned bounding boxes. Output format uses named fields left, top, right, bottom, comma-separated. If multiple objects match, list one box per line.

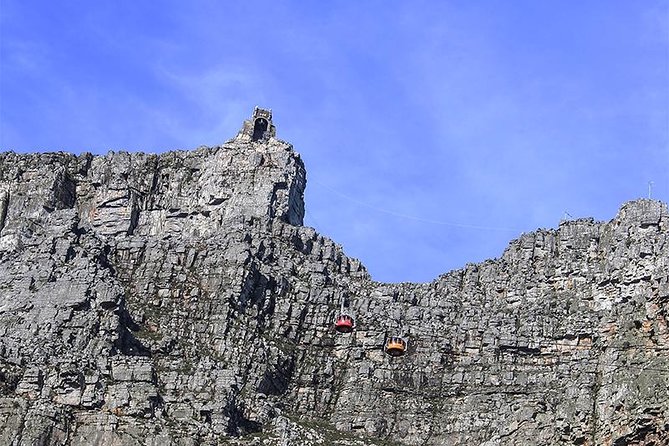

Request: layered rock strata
left=0, top=112, right=667, bottom=445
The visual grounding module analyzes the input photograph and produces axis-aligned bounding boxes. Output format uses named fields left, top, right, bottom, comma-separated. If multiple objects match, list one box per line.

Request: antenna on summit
left=648, top=181, right=654, bottom=199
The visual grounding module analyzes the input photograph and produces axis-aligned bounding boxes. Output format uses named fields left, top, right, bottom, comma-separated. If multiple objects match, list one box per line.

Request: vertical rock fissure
left=0, top=188, right=8, bottom=235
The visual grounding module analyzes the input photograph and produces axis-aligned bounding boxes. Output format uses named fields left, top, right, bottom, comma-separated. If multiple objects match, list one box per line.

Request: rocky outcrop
left=0, top=110, right=667, bottom=445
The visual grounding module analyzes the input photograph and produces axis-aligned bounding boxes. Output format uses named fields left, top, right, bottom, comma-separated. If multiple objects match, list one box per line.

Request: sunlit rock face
left=0, top=110, right=667, bottom=446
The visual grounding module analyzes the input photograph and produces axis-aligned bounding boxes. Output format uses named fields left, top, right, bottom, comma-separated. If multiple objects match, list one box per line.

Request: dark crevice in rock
left=127, top=195, right=140, bottom=236
left=45, top=169, right=77, bottom=212
left=113, top=327, right=151, bottom=357
left=498, top=345, right=542, bottom=355
left=257, top=358, right=295, bottom=396
left=94, top=244, right=116, bottom=277
left=0, top=189, right=8, bottom=234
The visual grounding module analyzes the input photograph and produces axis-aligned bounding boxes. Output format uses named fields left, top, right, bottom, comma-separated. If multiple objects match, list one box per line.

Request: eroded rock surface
left=0, top=111, right=667, bottom=445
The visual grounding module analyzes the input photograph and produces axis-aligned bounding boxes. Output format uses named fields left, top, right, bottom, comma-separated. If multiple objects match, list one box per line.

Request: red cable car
left=334, top=314, right=355, bottom=333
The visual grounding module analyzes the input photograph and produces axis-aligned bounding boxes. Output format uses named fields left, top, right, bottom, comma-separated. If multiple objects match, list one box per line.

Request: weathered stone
left=0, top=109, right=667, bottom=445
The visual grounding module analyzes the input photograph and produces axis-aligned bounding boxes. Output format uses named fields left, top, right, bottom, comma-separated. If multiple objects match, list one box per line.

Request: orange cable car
left=334, top=314, right=355, bottom=333
left=384, top=336, right=407, bottom=357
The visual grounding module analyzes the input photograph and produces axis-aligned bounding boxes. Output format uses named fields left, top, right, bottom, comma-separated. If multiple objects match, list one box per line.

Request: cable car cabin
left=384, top=337, right=407, bottom=357
left=334, top=314, right=354, bottom=333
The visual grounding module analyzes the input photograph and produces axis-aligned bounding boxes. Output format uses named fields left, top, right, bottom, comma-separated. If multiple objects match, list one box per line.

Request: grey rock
left=0, top=109, right=667, bottom=445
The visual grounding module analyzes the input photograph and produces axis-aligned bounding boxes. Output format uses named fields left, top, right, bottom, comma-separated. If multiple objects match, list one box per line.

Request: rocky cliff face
left=0, top=110, right=667, bottom=446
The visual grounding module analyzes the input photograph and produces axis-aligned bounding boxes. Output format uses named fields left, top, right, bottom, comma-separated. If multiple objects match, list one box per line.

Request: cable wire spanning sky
left=2, top=1, right=668, bottom=283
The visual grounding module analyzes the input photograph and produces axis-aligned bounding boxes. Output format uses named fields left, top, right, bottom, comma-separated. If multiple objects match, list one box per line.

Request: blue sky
left=2, top=1, right=668, bottom=283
